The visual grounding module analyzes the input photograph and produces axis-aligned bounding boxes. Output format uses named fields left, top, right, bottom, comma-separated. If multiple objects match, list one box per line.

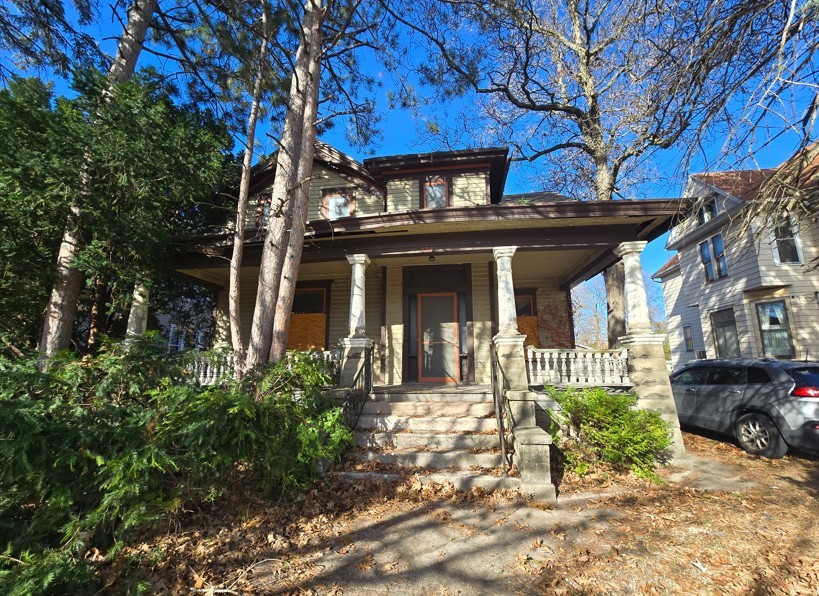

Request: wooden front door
left=417, top=292, right=459, bottom=383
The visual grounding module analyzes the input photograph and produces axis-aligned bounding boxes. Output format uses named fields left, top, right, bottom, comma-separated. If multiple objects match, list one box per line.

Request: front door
left=418, top=292, right=459, bottom=383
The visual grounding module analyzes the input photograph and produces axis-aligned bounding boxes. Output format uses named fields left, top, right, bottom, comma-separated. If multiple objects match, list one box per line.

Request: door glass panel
left=711, top=309, right=741, bottom=358
left=419, top=294, right=458, bottom=382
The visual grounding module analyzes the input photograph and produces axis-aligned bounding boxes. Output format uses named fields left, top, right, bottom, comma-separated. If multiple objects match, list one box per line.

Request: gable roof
left=651, top=253, right=680, bottom=280
left=691, top=169, right=776, bottom=202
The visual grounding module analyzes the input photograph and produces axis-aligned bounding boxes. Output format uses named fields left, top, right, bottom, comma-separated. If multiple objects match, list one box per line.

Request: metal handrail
left=490, top=342, right=511, bottom=475
left=341, top=346, right=374, bottom=429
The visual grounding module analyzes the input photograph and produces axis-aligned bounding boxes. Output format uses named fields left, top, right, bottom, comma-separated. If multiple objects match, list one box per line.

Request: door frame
left=402, top=264, right=474, bottom=384
left=417, top=292, right=460, bottom=383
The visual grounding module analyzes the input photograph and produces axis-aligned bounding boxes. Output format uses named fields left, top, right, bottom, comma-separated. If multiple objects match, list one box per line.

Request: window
left=322, top=190, right=354, bottom=219
left=699, top=234, right=728, bottom=282
left=683, top=326, right=694, bottom=352
left=747, top=367, right=771, bottom=384
left=755, top=300, right=794, bottom=358
left=671, top=366, right=708, bottom=385
left=255, top=193, right=272, bottom=227
left=514, top=292, right=535, bottom=316
left=292, top=288, right=326, bottom=314
left=771, top=218, right=803, bottom=265
left=705, top=366, right=746, bottom=385
left=695, top=196, right=719, bottom=225
left=423, top=176, right=448, bottom=208
left=711, top=308, right=741, bottom=358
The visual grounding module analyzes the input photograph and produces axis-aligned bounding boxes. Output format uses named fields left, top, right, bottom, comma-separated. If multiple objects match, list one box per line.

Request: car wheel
left=735, top=413, right=787, bottom=458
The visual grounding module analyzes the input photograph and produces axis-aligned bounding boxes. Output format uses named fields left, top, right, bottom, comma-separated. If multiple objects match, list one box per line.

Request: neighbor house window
left=695, top=196, right=719, bottom=225
left=711, top=308, right=741, bottom=358
left=423, top=176, right=448, bottom=208
left=699, top=233, right=728, bottom=282
left=755, top=300, right=795, bottom=358
left=322, top=190, right=354, bottom=219
left=771, top=218, right=804, bottom=265
left=683, top=326, right=694, bottom=352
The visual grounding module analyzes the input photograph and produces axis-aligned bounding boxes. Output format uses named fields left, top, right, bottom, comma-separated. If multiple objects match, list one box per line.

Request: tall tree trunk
left=269, top=13, right=323, bottom=362
left=86, top=276, right=108, bottom=353
left=37, top=0, right=158, bottom=368
left=245, top=0, right=323, bottom=369
left=604, top=261, right=626, bottom=348
left=229, top=7, right=269, bottom=377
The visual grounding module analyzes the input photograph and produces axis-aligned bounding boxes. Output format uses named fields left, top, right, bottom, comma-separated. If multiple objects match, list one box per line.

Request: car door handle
left=685, top=388, right=697, bottom=393
left=725, top=390, right=741, bottom=394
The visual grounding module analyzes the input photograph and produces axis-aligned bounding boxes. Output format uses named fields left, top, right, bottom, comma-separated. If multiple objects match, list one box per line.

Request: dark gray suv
left=670, top=359, right=819, bottom=458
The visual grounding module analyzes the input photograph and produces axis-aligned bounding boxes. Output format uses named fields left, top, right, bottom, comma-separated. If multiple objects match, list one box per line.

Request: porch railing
left=185, top=349, right=341, bottom=386
left=525, top=347, right=631, bottom=387
left=490, top=342, right=511, bottom=475
left=341, top=346, right=374, bottom=429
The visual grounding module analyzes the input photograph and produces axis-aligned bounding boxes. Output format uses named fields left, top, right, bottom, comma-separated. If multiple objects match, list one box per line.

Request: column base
left=493, top=333, right=529, bottom=391
left=338, top=337, right=374, bottom=388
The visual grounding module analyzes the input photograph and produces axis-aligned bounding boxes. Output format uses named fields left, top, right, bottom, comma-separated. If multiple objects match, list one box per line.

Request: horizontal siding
left=386, top=178, right=417, bottom=212
left=471, top=262, right=492, bottom=385
left=451, top=172, right=487, bottom=207
left=385, top=266, right=403, bottom=384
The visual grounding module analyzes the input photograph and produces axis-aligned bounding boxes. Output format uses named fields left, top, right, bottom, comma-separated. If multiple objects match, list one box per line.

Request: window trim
left=699, top=233, right=728, bottom=282
left=754, top=299, right=795, bottom=359
left=682, top=325, right=694, bottom=352
left=322, top=188, right=355, bottom=219
left=770, top=216, right=804, bottom=266
left=421, top=175, right=450, bottom=209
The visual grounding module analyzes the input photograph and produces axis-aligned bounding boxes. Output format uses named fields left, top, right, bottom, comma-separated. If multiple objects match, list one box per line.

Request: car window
left=672, top=367, right=708, bottom=385
left=788, top=367, right=819, bottom=386
left=705, top=366, right=746, bottom=385
left=747, top=367, right=771, bottom=384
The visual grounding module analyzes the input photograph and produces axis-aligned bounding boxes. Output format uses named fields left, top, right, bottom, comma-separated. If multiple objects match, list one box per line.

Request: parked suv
left=670, top=359, right=819, bottom=458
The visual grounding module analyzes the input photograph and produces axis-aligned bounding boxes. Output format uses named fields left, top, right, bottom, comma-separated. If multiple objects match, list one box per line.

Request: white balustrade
left=525, top=347, right=631, bottom=386
left=184, top=349, right=341, bottom=386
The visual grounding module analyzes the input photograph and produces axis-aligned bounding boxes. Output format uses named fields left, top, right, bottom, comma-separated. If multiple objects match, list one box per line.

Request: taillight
left=792, top=386, right=819, bottom=398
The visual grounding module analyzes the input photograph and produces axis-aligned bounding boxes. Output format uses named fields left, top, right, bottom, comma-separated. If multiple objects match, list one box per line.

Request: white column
left=493, top=246, right=520, bottom=336
left=347, top=254, right=370, bottom=338
left=125, top=282, right=150, bottom=337
left=614, top=241, right=652, bottom=333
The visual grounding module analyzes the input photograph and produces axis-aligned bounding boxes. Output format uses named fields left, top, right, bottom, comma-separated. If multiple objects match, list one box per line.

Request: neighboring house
left=653, top=153, right=819, bottom=371
left=170, top=142, right=677, bottom=387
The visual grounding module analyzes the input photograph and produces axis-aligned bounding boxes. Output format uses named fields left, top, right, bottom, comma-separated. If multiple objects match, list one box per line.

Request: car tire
left=735, top=413, right=788, bottom=458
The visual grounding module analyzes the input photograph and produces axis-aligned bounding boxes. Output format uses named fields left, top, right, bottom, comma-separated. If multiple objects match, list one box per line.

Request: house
left=171, top=142, right=677, bottom=384
left=167, top=142, right=686, bottom=497
left=653, top=148, right=819, bottom=371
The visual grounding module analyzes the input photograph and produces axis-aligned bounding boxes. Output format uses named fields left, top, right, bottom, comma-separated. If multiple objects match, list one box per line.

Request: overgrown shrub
left=547, top=387, right=671, bottom=481
left=0, top=337, right=352, bottom=594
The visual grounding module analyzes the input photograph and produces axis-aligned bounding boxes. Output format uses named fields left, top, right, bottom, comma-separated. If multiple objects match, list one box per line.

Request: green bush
left=548, top=387, right=671, bottom=481
left=0, top=338, right=352, bottom=594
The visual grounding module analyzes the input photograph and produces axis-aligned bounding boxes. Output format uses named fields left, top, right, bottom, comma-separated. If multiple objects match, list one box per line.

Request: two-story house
left=654, top=156, right=819, bottom=371
left=171, top=142, right=678, bottom=387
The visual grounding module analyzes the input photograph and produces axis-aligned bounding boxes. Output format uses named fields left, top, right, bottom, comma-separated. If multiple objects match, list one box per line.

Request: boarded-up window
left=515, top=290, right=540, bottom=348
left=288, top=288, right=328, bottom=350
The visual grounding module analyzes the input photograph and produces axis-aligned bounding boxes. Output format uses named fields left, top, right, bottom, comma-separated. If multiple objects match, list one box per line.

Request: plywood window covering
left=514, top=290, right=540, bottom=348
left=423, top=176, right=448, bottom=208
left=322, top=189, right=355, bottom=219
left=287, top=288, right=327, bottom=350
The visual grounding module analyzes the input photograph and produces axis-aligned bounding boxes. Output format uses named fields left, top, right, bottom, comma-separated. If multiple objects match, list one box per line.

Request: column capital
left=493, top=246, right=518, bottom=261
left=346, top=253, right=371, bottom=267
left=614, top=241, right=648, bottom=258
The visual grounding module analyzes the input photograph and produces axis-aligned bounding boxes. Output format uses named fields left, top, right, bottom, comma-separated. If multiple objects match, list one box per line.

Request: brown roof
left=691, top=169, right=776, bottom=202
left=651, top=253, right=680, bottom=279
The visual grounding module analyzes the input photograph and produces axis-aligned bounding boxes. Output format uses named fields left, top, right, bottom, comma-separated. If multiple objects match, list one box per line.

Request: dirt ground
left=105, top=431, right=819, bottom=594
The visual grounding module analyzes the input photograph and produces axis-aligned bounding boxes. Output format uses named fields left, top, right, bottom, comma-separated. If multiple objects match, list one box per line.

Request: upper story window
left=695, top=196, right=719, bottom=225
left=423, top=175, right=449, bottom=208
left=771, top=217, right=804, bottom=265
left=699, top=233, right=728, bottom=282
left=322, top=189, right=355, bottom=219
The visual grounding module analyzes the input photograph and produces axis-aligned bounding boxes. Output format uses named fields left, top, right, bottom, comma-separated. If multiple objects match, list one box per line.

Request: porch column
left=494, top=246, right=520, bottom=335
left=614, top=242, right=686, bottom=458
left=339, top=254, right=373, bottom=388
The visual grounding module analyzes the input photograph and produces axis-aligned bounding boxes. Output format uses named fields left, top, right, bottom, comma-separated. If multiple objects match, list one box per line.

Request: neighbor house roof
left=691, top=169, right=776, bottom=202
left=651, top=253, right=680, bottom=280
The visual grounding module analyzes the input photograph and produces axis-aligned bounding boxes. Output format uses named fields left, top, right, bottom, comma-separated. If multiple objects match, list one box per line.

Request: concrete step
left=355, top=431, right=500, bottom=450
left=357, top=414, right=497, bottom=433
left=333, top=470, right=521, bottom=493
left=351, top=449, right=503, bottom=470
left=361, top=401, right=494, bottom=417
left=371, top=392, right=492, bottom=403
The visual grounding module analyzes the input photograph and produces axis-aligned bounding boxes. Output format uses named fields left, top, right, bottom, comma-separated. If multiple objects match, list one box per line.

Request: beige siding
left=385, top=266, right=403, bottom=384
left=471, top=262, right=493, bottom=384
left=659, top=269, right=705, bottom=370
left=328, top=276, right=350, bottom=346
left=386, top=178, right=417, bottom=212
left=451, top=172, right=487, bottom=207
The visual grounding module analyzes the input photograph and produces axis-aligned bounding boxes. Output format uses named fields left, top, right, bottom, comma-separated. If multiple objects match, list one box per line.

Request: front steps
left=339, top=385, right=519, bottom=492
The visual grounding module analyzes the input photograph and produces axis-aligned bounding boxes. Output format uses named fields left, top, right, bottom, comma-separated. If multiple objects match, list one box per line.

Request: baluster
left=591, top=352, right=601, bottom=384
left=535, top=351, right=544, bottom=385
